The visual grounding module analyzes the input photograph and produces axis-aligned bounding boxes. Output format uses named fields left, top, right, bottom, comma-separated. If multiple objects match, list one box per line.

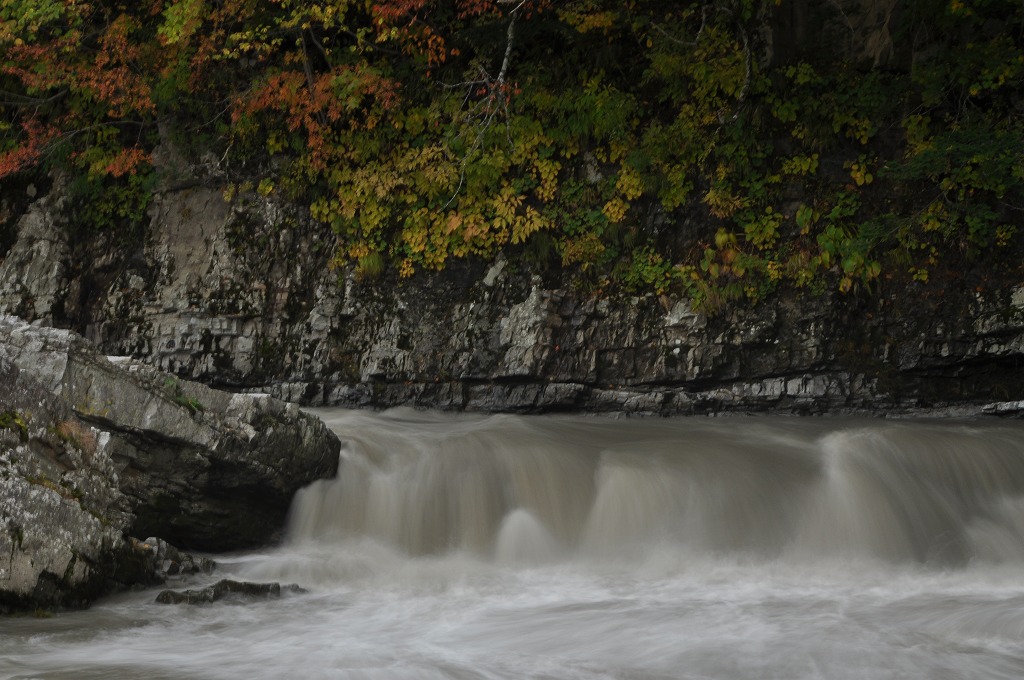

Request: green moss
left=0, top=410, right=28, bottom=443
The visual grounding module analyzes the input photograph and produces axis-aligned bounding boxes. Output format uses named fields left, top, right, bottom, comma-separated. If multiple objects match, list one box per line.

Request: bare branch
left=440, top=2, right=526, bottom=206
left=496, top=7, right=519, bottom=85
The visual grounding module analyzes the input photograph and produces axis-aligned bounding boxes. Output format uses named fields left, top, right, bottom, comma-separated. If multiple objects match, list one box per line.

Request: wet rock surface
left=0, top=317, right=340, bottom=612
left=133, top=536, right=215, bottom=579
left=155, top=579, right=306, bottom=605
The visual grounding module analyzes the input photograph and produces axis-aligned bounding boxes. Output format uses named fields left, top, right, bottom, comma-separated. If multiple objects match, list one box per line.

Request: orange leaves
left=0, top=121, right=58, bottom=180
left=371, top=0, right=431, bottom=23
left=370, top=0, right=555, bottom=66
left=371, top=2, right=449, bottom=66
left=237, top=64, right=401, bottom=170
left=3, top=13, right=154, bottom=119
left=103, top=147, right=151, bottom=178
left=454, top=0, right=501, bottom=20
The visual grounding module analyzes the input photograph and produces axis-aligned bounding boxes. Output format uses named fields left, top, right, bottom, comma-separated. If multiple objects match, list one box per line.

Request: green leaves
left=1, top=0, right=1022, bottom=308
left=158, top=0, right=205, bottom=46
left=0, top=0, right=72, bottom=46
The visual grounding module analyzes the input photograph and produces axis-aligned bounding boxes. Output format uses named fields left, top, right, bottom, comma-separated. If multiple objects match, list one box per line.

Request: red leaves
left=0, top=121, right=58, bottom=180
left=3, top=14, right=154, bottom=119
left=104, top=147, right=151, bottom=178
left=455, top=0, right=501, bottom=20
left=238, top=65, right=402, bottom=170
left=85, top=14, right=155, bottom=118
left=371, top=0, right=431, bottom=23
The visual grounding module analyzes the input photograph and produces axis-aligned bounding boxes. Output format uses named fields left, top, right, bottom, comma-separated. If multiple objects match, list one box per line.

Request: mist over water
left=6, top=409, right=1024, bottom=679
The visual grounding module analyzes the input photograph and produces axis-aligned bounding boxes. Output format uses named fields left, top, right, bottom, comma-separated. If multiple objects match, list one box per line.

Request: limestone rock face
left=0, top=186, right=69, bottom=322
left=0, top=317, right=340, bottom=612
left=3, top=182, right=1024, bottom=414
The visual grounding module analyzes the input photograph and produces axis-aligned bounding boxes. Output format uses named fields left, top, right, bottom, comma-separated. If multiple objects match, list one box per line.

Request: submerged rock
left=0, top=316, right=340, bottom=613
left=155, top=579, right=306, bottom=605
left=132, top=537, right=215, bottom=579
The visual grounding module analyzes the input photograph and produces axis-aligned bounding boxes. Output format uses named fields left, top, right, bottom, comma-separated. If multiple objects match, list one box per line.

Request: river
left=5, top=408, right=1024, bottom=679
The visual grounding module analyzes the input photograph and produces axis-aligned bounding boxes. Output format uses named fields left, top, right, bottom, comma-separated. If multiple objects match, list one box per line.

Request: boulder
left=0, top=316, right=340, bottom=612
left=0, top=355, right=152, bottom=612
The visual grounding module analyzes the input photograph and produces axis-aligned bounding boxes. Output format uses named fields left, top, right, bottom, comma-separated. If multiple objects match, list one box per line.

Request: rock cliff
left=2, top=183, right=1024, bottom=415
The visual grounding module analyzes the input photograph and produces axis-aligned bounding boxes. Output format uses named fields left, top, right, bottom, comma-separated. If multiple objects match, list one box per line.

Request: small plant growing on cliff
left=163, top=378, right=205, bottom=415
left=177, top=395, right=205, bottom=414
left=0, top=410, right=28, bottom=443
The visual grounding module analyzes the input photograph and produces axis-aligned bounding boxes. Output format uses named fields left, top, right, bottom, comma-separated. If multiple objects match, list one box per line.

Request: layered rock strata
left=1, top=185, right=1023, bottom=414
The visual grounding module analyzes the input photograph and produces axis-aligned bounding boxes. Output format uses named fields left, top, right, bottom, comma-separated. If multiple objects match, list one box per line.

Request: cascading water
left=5, top=408, right=1024, bottom=680
left=287, top=410, right=1024, bottom=566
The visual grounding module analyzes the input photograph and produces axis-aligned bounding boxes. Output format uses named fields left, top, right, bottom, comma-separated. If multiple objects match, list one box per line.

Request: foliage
left=1, top=0, right=1023, bottom=309
left=163, top=377, right=204, bottom=414
left=0, top=409, right=28, bottom=442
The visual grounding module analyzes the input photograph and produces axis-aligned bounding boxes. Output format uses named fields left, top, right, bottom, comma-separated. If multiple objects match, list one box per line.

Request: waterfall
left=288, top=409, right=1024, bottom=567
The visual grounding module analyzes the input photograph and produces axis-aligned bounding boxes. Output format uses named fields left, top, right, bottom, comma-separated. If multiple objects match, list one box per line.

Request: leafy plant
left=0, top=410, right=28, bottom=442
left=0, top=0, right=1021, bottom=309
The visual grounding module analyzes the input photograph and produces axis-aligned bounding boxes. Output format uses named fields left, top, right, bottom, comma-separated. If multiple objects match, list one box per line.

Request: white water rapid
left=6, top=408, right=1024, bottom=679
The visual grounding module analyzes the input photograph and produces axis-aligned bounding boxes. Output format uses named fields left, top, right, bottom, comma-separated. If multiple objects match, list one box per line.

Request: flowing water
left=6, top=409, right=1024, bottom=679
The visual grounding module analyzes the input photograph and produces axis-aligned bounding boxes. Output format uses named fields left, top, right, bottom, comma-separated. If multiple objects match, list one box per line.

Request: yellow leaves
left=512, top=206, right=552, bottom=244
left=603, top=197, right=628, bottom=223
left=402, top=209, right=429, bottom=254
left=266, top=131, right=287, bottom=155
left=460, top=211, right=487, bottom=241
left=558, top=10, right=618, bottom=35
left=492, top=182, right=523, bottom=226
left=560, top=232, right=605, bottom=267
left=842, top=117, right=875, bottom=145
left=533, top=158, right=561, bottom=202
left=615, top=164, right=643, bottom=200
left=902, top=114, right=932, bottom=154
left=659, top=164, right=692, bottom=211
left=920, top=201, right=949, bottom=233
left=948, top=0, right=970, bottom=16
left=444, top=212, right=462, bottom=235
left=158, top=0, right=204, bottom=46
left=607, top=139, right=629, bottom=164
left=599, top=164, right=645, bottom=224
left=714, top=228, right=737, bottom=249
left=795, top=204, right=815, bottom=234
left=703, top=185, right=745, bottom=219
left=742, top=206, right=782, bottom=250
left=347, top=242, right=371, bottom=259
left=848, top=161, right=873, bottom=186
